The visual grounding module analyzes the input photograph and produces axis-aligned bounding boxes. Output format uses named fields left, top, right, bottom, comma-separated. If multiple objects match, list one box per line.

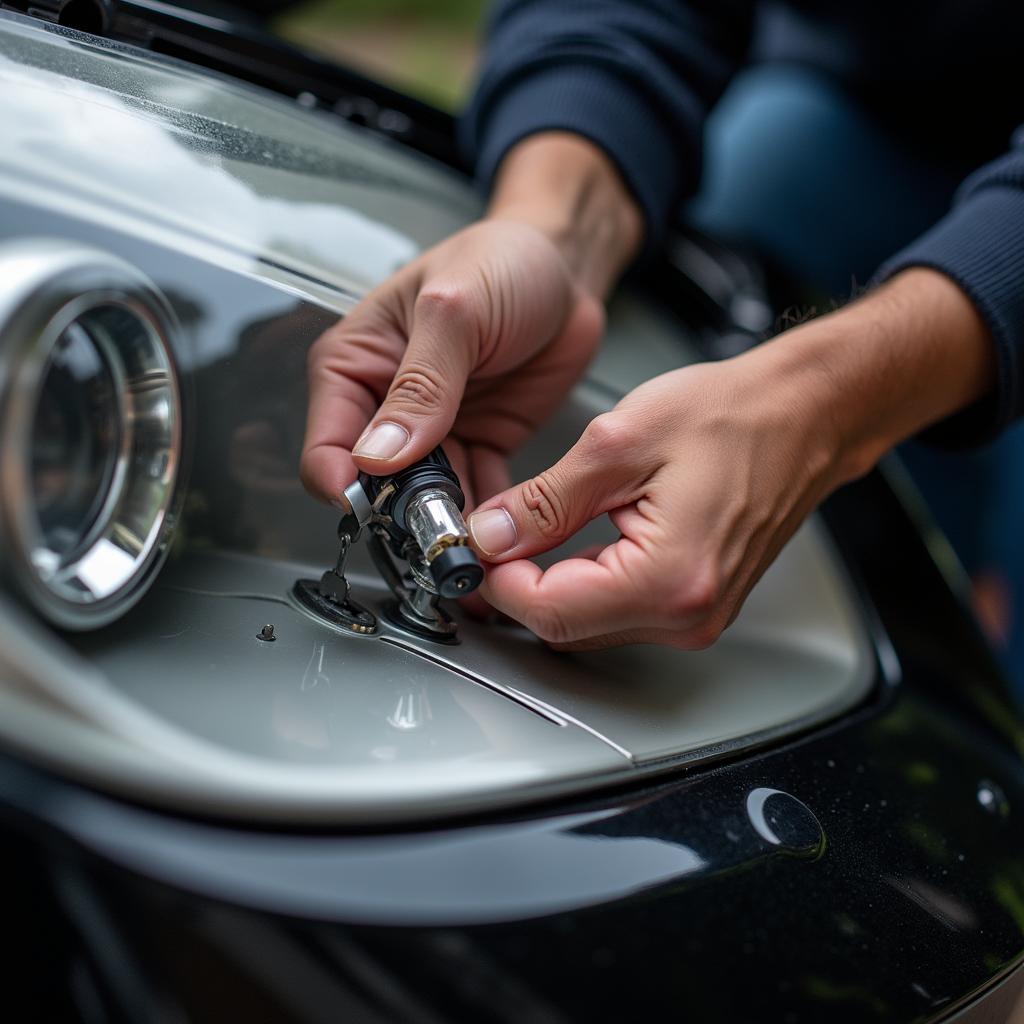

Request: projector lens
left=31, top=317, right=122, bottom=557
left=0, top=241, right=183, bottom=629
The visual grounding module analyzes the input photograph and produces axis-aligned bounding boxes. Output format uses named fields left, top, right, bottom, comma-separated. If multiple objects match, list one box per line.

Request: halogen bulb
left=405, top=488, right=483, bottom=597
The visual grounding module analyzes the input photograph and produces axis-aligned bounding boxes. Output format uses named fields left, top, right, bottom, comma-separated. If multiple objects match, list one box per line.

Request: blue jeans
left=687, top=65, right=1024, bottom=695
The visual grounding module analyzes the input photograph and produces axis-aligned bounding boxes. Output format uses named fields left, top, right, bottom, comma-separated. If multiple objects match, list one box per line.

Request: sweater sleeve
left=876, top=127, right=1024, bottom=446
left=459, top=0, right=756, bottom=250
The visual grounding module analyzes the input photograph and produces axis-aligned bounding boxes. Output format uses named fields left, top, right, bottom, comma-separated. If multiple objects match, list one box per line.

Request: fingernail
left=469, top=507, right=517, bottom=557
left=353, top=422, right=409, bottom=460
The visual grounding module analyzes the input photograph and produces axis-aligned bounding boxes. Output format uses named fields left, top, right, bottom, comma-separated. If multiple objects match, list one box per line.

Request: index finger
left=301, top=370, right=374, bottom=505
left=299, top=309, right=408, bottom=505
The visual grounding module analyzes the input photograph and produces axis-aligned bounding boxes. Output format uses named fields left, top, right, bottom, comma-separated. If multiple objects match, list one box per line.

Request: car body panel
left=0, top=10, right=476, bottom=298
left=1, top=8, right=1023, bottom=1023
left=0, top=11, right=875, bottom=825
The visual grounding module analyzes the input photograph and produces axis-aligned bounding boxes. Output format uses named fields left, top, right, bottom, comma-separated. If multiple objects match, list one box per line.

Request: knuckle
left=415, top=284, right=473, bottom=327
left=306, top=329, right=334, bottom=371
left=685, top=619, right=724, bottom=651
left=525, top=602, right=571, bottom=644
left=664, top=566, right=720, bottom=623
left=581, top=413, right=639, bottom=459
left=521, top=471, right=570, bottom=539
left=387, top=365, right=447, bottom=413
left=306, top=317, right=363, bottom=374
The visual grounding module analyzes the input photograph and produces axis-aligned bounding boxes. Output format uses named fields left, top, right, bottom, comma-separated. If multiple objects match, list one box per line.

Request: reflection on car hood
left=0, top=12, right=481, bottom=299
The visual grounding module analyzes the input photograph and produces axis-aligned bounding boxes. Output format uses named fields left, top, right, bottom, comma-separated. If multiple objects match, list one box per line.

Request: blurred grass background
left=275, top=0, right=486, bottom=110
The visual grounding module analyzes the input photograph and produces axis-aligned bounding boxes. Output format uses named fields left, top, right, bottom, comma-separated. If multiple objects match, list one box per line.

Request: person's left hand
left=465, top=341, right=853, bottom=649
left=467, top=265, right=997, bottom=649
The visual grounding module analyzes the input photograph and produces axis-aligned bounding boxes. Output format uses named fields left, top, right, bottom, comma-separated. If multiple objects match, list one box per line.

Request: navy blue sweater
left=461, top=1, right=1024, bottom=442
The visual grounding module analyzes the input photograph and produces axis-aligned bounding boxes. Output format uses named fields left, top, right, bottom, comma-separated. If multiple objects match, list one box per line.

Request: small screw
left=257, top=623, right=276, bottom=642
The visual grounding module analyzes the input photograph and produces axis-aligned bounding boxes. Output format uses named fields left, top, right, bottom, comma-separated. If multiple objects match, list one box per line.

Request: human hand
left=300, top=218, right=603, bottom=511
left=300, top=133, right=641, bottom=512
left=467, top=269, right=995, bottom=649
left=466, top=357, right=841, bottom=649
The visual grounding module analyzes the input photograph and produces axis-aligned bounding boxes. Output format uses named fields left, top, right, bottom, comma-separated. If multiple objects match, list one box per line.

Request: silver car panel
left=0, top=14, right=879, bottom=824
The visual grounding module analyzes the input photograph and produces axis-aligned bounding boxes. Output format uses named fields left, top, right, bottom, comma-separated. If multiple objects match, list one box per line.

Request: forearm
left=750, top=268, right=996, bottom=486
left=486, top=132, right=643, bottom=300
left=873, top=128, right=1024, bottom=445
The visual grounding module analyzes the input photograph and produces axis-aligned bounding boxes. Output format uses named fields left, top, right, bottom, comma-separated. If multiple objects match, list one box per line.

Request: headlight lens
left=0, top=241, right=183, bottom=629
left=31, top=316, right=122, bottom=558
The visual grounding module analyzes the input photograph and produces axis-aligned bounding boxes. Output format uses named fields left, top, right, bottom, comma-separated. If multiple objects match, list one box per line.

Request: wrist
left=744, top=318, right=884, bottom=491
left=486, top=132, right=643, bottom=300
left=747, top=268, right=995, bottom=487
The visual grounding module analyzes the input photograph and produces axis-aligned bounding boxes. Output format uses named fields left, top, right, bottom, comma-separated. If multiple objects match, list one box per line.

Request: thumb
left=353, top=287, right=478, bottom=473
left=467, top=413, right=651, bottom=560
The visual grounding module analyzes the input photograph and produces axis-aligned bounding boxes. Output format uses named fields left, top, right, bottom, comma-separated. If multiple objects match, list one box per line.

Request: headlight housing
left=0, top=240, right=182, bottom=629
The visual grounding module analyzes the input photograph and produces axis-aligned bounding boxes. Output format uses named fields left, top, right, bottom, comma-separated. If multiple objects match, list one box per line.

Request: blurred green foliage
left=276, top=0, right=485, bottom=110
left=285, top=0, right=483, bottom=27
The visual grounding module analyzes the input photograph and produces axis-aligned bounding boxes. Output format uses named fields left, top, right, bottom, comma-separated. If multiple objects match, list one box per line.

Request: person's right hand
left=300, top=217, right=605, bottom=513
left=300, top=133, right=642, bottom=512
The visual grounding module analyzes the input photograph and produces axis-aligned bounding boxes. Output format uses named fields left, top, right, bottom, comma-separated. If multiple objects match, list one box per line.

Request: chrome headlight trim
left=0, top=239, right=182, bottom=629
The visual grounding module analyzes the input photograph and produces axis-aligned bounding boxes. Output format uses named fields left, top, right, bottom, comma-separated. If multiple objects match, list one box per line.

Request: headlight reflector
left=0, top=241, right=182, bottom=628
left=31, top=313, right=122, bottom=560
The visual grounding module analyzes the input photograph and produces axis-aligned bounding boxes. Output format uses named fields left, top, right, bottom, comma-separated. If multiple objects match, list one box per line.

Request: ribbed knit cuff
left=462, top=63, right=693, bottom=256
left=876, top=186, right=1024, bottom=447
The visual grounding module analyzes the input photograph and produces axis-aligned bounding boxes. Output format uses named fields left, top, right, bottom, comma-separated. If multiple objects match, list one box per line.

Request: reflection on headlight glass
left=30, top=319, right=121, bottom=557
